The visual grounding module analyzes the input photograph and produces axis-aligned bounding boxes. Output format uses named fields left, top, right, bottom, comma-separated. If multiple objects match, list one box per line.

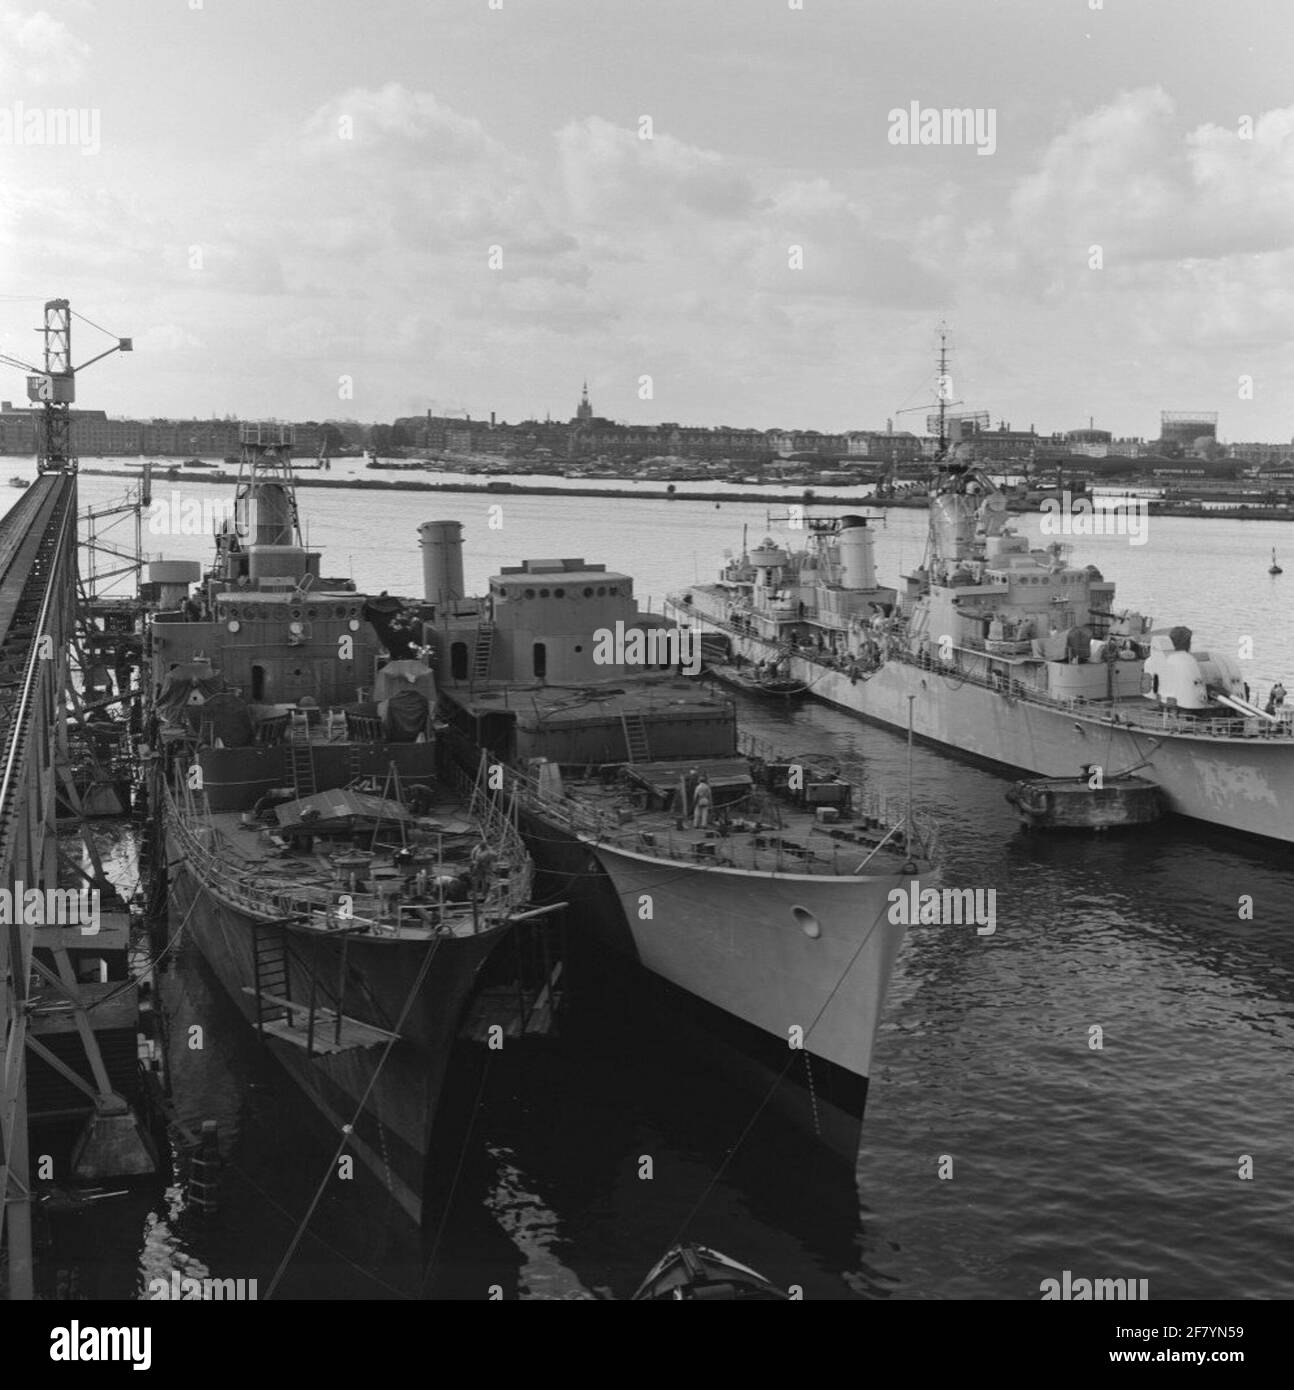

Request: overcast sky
left=1, top=0, right=1292, bottom=440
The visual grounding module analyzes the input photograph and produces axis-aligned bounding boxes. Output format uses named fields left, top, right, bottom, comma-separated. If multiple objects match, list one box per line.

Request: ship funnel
left=252, top=481, right=295, bottom=546
left=419, top=520, right=465, bottom=605
left=838, top=515, right=876, bottom=590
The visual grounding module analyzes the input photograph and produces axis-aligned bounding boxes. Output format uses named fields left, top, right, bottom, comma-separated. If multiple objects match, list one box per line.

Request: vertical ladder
left=473, top=624, right=495, bottom=680
left=251, top=926, right=291, bottom=1038
left=620, top=712, right=651, bottom=764
left=288, top=709, right=316, bottom=798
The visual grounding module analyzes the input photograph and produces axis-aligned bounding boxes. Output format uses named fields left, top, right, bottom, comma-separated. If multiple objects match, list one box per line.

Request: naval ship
left=417, top=519, right=938, bottom=1163
left=141, top=426, right=542, bottom=1225
left=670, top=346, right=1294, bottom=845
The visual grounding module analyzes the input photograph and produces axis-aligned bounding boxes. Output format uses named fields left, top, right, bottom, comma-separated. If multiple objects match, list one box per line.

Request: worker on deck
left=470, top=841, right=497, bottom=896
left=692, top=775, right=713, bottom=829
left=1267, top=681, right=1287, bottom=716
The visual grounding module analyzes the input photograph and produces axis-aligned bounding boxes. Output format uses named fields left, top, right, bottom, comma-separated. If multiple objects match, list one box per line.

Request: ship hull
left=587, top=841, right=912, bottom=1162
left=167, top=842, right=508, bottom=1226
left=510, top=801, right=913, bottom=1163
left=708, top=622, right=1294, bottom=846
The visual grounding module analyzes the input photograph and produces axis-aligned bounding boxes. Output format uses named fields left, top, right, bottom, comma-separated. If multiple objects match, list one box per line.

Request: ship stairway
left=287, top=710, right=317, bottom=798
left=620, top=712, right=651, bottom=764
left=472, top=624, right=495, bottom=680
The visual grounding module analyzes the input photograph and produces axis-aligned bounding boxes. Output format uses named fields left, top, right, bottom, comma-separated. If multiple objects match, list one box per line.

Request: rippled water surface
left=33, top=477, right=1294, bottom=1300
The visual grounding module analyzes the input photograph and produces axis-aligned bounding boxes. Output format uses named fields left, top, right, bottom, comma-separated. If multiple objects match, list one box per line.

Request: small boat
left=9, top=475, right=30, bottom=488
left=632, top=1244, right=790, bottom=1301
left=704, top=659, right=807, bottom=698
left=1269, top=548, right=1283, bottom=576
left=1006, top=773, right=1163, bottom=830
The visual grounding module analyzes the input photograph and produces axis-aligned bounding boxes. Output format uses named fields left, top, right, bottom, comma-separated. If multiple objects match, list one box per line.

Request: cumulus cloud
left=1007, top=88, right=1294, bottom=268
left=0, top=7, right=89, bottom=87
left=298, top=83, right=507, bottom=166
left=557, top=116, right=758, bottom=224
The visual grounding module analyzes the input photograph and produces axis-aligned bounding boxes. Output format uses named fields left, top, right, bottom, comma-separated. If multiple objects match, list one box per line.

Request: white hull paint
left=586, top=839, right=915, bottom=1079
left=716, top=626, right=1294, bottom=845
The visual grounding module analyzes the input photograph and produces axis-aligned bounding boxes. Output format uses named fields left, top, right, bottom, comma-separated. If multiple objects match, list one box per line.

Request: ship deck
left=171, top=786, right=527, bottom=940
left=531, top=759, right=928, bottom=878
left=445, top=674, right=728, bottom=725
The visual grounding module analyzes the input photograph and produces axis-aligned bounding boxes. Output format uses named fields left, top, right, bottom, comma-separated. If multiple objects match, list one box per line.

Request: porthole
left=791, top=905, right=821, bottom=939
left=525, top=588, right=535, bottom=599
left=539, top=588, right=550, bottom=597
left=574, top=644, right=583, bottom=653
left=597, top=586, right=606, bottom=596
left=583, top=587, right=593, bottom=598
left=554, top=587, right=565, bottom=598
left=335, top=605, right=347, bottom=618
left=307, top=607, right=318, bottom=619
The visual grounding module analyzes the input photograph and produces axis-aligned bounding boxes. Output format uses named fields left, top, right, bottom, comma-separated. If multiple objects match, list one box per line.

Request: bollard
left=187, top=1119, right=221, bottom=1216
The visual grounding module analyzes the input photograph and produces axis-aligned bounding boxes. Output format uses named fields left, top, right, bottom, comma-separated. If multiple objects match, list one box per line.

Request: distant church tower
left=576, top=380, right=593, bottom=422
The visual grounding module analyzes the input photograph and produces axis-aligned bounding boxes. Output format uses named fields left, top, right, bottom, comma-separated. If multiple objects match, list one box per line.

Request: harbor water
left=27, top=476, right=1294, bottom=1300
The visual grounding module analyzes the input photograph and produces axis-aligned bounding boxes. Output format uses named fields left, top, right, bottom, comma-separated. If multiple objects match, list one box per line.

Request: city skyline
left=0, top=1, right=1291, bottom=437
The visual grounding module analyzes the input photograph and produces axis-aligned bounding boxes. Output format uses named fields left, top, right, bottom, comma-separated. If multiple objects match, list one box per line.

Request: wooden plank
left=259, top=1018, right=389, bottom=1055
left=33, top=918, right=131, bottom=952
left=239, top=988, right=399, bottom=1042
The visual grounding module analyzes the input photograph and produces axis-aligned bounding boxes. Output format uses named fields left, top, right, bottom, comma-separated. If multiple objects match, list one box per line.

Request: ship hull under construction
left=712, top=629, right=1294, bottom=845
left=167, top=845, right=508, bottom=1226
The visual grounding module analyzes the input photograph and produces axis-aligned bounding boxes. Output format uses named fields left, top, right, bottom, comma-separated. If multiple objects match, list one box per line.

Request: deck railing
left=449, top=729, right=937, bottom=875
left=675, top=595, right=1294, bottom=743
left=163, top=776, right=527, bottom=936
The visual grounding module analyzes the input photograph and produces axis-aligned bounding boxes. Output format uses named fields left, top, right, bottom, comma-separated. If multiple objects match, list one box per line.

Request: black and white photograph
left=0, top=0, right=1290, bottom=1356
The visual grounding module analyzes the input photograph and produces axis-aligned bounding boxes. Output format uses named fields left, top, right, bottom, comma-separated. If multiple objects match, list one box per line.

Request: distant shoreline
left=74, top=466, right=894, bottom=509
left=70, top=466, right=1294, bottom=520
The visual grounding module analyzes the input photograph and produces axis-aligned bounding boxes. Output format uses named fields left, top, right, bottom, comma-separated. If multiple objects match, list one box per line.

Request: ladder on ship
left=472, top=624, right=495, bottom=680
left=287, top=709, right=316, bottom=798
left=621, top=712, right=651, bottom=764
left=251, top=924, right=292, bottom=1039
left=245, top=925, right=401, bottom=1056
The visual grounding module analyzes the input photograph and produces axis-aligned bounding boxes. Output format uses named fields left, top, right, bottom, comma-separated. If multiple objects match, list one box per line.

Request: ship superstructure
left=418, top=519, right=937, bottom=1163
left=673, top=345, right=1294, bottom=844
left=142, top=426, right=542, bottom=1225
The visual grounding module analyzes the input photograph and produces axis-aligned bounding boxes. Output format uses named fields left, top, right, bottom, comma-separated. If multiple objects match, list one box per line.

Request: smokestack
left=418, top=521, right=465, bottom=605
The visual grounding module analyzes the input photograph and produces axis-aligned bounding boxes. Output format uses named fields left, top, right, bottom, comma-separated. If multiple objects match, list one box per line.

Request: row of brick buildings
left=3, top=384, right=1290, bottom=472
left=0, top=403, right=324, bottom=458
left=390, top=389, right=1290, bottom=467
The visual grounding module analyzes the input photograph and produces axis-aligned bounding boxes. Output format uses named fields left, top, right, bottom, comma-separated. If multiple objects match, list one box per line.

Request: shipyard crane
left=0, top=299, right=132, bottom=473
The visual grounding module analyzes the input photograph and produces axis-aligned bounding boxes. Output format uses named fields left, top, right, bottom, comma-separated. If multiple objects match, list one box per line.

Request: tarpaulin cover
left=156, top=662, right=227, bottom=719
left=197, top=691, right=255, bottom=747
left=373, top=659, right=437, bottom=705
left=383, top=687, right=429, bottom=743
left=274, top=789, right=410, bottom=832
